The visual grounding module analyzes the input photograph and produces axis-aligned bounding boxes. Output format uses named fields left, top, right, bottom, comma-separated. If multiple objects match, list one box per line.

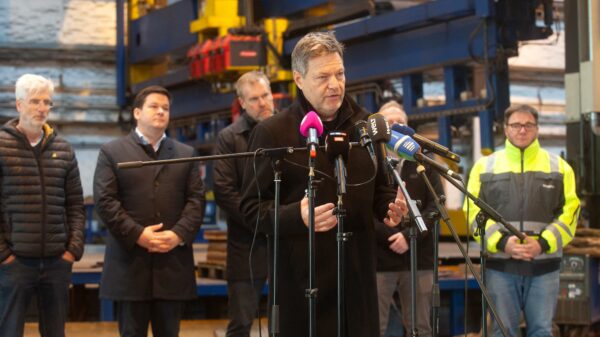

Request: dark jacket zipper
left=31, top=133, right=52, bottom=258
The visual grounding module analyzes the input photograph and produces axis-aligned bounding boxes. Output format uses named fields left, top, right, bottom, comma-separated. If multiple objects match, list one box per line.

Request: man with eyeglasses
left=0, top=74, right=85, bottom=337
left=213, top=71, right=274, bottom=337
left=93, top=85, right=205, bottom=337
left=464, top=104, right=580, bottom=337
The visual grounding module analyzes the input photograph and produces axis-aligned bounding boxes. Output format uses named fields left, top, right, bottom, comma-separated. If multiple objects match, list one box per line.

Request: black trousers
left=226, top=278, right=266, bottom=337
left=116, top=299, right=184, bottom=337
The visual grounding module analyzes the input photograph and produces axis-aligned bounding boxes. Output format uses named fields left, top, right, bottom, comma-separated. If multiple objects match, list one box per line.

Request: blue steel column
left=116, top=0, right=126, bottom=108
left=402, top=74, right=423, bottom=118
left=479, top=9, right=510, bottom=154
left=492, top=58, right=510, bottom=122
left=440, top=66, right=469, bottom=149
left=356, top=92, right=378, bottom=113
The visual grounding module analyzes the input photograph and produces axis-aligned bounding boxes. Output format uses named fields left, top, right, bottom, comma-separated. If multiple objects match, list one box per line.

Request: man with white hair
left=0, top=74, right=85, bottom=337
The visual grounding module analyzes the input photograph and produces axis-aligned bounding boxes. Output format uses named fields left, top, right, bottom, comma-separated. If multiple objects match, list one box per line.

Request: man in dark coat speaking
left=240, top=31, right=409, bottom=337
left=93, top=86, right=205, bottom=337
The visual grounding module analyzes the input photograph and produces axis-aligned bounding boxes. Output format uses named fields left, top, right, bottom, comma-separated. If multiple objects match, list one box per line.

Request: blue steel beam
left=128, top=0, right=197, bottom=64
left=281, top=1, right=499, bottom=85
left=169, top=83, right=236, bottom=120
left=259, top=0, right=330, bottom=17
left=284, top=0, right=476, bottom=50
left=342, top=15, right=497, bottom=85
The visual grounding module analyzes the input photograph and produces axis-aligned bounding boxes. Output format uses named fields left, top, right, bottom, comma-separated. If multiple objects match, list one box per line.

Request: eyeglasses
left=28, top=98, right=54, bottom=108
left=507, top=122, right=537, bottom=131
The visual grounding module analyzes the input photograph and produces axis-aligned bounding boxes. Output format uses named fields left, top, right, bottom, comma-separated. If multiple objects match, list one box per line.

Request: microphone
left=354, top=120, right=377, bottom=169
left=325, top=132, right=350, bottom=163
left=366, top=113, right=392, bottom=184
left=299, top=111, right=324, bottom=159
left=325, top=132, right=350, bottom=195
left=391, top=124, right=461, bottom=163
left=388, top=130, right=462, bottom=181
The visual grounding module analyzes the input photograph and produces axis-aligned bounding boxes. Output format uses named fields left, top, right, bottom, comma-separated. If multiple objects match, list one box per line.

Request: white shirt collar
left=135, top=127, right=166, bottom=152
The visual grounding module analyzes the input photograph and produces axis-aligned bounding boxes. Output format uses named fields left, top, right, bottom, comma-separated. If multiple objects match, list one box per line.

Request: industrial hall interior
left=1, top=0, right=598, bottom=337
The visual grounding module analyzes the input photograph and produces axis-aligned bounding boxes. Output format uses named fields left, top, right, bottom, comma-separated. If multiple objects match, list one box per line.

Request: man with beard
left=0, top=74, right=85, bottom=337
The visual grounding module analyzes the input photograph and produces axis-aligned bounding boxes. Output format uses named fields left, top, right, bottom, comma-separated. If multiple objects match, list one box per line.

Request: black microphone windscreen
left=367, top=113, right=391, bottom=143
left=325, top=132, right=350, bottom=162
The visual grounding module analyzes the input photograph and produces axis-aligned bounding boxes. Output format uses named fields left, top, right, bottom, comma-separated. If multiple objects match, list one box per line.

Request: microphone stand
left=385, top=157, right=427, bottom=337
left=476, top=211, right=489, bottom=337
left=430, top=204, right=443, bottom=337
left=332, top=152, right=350, bottom=337
left=118, top=146, right=314, bottom=337
left=306, top=152, right=318, bottom=337
left=264, top=150, right=285, bottom=337
left=415, top=164, right=524, bottom=337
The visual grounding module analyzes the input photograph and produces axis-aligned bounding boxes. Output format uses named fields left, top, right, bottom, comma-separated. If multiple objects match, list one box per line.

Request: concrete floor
left=24, top=320, right=269, bottom=337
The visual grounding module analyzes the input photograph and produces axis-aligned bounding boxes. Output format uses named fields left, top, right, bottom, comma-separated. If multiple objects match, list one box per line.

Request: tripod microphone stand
left=265, top=150, right=285, bottom=337
left=415, top=164, right=525, bottom=337
left=306, top=148, right=318, bottom=337
left=384, top=157, right=428, bottom=337
left=325, top=132, right=353, bottom=337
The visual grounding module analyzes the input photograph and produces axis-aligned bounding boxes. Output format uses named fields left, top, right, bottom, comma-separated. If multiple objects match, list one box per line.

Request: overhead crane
left=116, top=0, right=554, bottom=156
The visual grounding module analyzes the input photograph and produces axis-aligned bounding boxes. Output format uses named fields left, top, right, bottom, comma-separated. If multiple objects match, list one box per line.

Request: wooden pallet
left=197, top=262, right=226, bottom=280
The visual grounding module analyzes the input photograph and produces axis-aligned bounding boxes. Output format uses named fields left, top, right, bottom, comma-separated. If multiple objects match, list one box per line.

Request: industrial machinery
left=117, top=0, right=555, bottom=155
left=564, top=0, right=600, bottom=230
left=556, top=255, right=600, bottom=328
left=115, top=0, right=558, bottom=234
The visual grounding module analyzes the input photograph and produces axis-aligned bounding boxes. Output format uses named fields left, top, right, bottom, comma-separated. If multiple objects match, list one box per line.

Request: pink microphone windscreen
left=299, top=111, right=324, bottom=137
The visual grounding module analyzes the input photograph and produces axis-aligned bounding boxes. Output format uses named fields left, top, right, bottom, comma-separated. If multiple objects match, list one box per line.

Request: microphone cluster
left=363, top=113, right=462, bottom=180
left=297, top=110, right=461, bottom=180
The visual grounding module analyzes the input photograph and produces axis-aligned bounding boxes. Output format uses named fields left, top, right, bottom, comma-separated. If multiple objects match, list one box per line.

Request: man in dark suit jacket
left=213, top=71, right=274, bottom=337
left=93, top=86, right=205, bottom=337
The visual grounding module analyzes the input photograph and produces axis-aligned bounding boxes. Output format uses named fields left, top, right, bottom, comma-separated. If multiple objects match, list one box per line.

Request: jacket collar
left=128, top=130, right=174, bottom=158
left=134, top=127, right=166, bottom=151
left=296, top=89, right=355, bottom=132
left=2, top=118, right=55, bottom=145
left=128, top=130, right=176, bottom=179
left=234, top=112, right=257, bottom=135
left=504, top=138, right=540, bottom=162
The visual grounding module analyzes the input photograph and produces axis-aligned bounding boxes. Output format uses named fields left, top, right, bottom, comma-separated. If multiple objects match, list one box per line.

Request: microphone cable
left=250, top=148, right=265, bottom=337
left=282, top=156, right=377, bottom=188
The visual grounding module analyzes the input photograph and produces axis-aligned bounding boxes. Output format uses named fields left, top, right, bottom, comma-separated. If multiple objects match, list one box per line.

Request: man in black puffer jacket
left=0, top=74, right=85, bottom=337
